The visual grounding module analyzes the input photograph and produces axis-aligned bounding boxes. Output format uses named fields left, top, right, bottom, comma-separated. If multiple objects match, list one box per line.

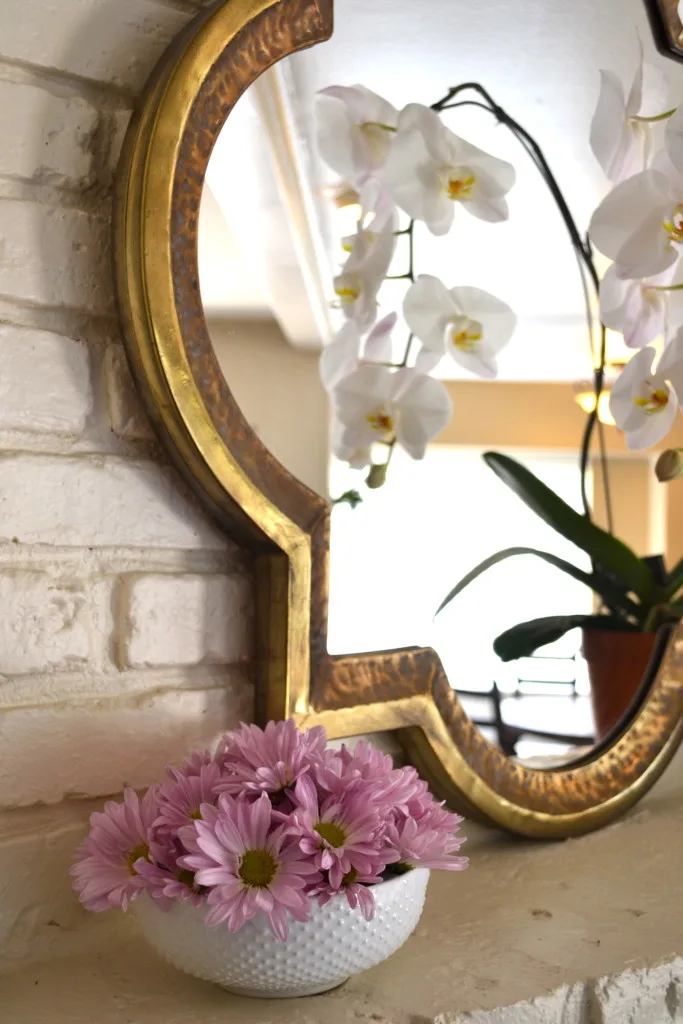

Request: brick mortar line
left=0, top=433, right=160, bottom=461
left=0, top=297, right=119, bottom=341
left=0, top=54, right=135, bottom=108
left=0, top=178, right=113, bottom=215
left=0, top=664, right=253, bottom=713
left=0, top=546, right=246, bottom=573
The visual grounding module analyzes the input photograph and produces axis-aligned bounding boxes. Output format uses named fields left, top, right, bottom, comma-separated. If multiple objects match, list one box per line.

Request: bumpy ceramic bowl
left=134, top=867, right=430, bottom=998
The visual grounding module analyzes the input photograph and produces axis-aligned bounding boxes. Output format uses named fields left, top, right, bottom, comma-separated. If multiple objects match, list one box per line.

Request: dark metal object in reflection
left=643, top=0, right=683, bottom=61
left=458, top=651, right=595, bottom=758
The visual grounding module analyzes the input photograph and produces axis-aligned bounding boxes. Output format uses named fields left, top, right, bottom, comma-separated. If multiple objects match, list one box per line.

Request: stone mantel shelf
left=2, top=778, right=683, bottom=1023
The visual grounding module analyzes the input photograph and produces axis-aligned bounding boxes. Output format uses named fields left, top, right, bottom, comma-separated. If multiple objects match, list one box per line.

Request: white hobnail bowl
left=134, top=867, right=429, bottom=998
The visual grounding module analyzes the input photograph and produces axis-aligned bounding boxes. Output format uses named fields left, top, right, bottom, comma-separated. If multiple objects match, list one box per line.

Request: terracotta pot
left=582, top=628, right=657, bottom=741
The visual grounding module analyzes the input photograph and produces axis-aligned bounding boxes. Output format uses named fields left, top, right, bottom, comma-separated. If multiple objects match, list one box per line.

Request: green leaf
left=483, top=452, right=654, bottom=603
left=665, top=555, right=683, bottom=600
left=493, top=614, right=640, bottom=662
left=435, top=546, right=641, bottom=620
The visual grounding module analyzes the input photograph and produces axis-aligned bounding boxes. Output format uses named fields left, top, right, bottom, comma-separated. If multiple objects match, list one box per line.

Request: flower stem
left=631, top=108, right=677, bottom=123
left=363, top=121, right=397, bottom=132
left=647, top=282, right=683, bottom=292
left=433, top=82, right=612, bottom=534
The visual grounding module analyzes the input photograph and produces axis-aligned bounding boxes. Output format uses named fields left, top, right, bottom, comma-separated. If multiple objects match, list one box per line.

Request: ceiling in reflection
left=200, top=0, right=683, bottom=381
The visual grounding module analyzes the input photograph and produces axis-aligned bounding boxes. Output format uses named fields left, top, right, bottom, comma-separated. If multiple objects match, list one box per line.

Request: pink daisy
left=179, top=791, right=319, bottom=940
left=154, top=762, right=222, bottom=833
left=216, top=720, right=327, bottom=799
left=291, top=774, right=392, bottom=886
left=71, top=787, right=159, bottom=911
left=315, top=743, right=424, bottom=811
left=179, top=748, right=217, bottom=776
left=385, top=813, right=468, bottom=872
left=310, top=864, right=383, bottom=921
left=134, top=834, right=204, bottom=909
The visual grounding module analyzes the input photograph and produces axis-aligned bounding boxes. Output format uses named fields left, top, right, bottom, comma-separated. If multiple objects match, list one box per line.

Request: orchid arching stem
left=431, top=82, right=612, bottom=533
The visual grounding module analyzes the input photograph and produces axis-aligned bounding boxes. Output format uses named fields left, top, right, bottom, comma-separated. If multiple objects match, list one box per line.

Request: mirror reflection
left=199, top=0, right=683, bottom=766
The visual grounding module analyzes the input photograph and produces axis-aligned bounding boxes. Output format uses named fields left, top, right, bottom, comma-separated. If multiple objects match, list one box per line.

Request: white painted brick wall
left=0, top=0, right=192, bottom=92
left=0, top=200, right=113, bottom=314
left=0, top=80, right=99, bottom=188
left=0, top=326, right=92, bottom=435
left=0, top=676, right=253, bottom=808
left=120, top=573, right=253, bottom=668
left=0, top=572, right=94, bottom=675
left=103, top=345, right=153, bottom=440
left=0, top=454, right=228, bottom=549
left=0, top=0, right=256, bottom=837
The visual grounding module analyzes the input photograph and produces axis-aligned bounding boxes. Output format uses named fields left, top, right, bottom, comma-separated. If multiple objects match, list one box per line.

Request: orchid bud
left=366, top=462, right=388, bottom=489
left=655, top=449, right=683, bottom=483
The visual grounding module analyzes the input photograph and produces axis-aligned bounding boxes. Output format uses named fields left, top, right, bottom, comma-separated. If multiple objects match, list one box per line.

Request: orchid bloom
left=333, top=209, right=397, bottom=332
left=599, top=263, right=681, bottom=349
left=333, top=364, right=452, bottom=460
left=320, top=313, right=398, bottom=394
left=317, top=85, right=398, bottom=185
left=609, top=330, right=683, bottom=449
left=330, top=417, right=373, bottom=470
left=403, top=275, right=516, bottom=379
left=384, top=104, right=515, bottom=235
left=590, top=49, right=648, bottom=183
left=589, top=104, right=683, bottom=280
left=588, top=163, right=683, bottom=280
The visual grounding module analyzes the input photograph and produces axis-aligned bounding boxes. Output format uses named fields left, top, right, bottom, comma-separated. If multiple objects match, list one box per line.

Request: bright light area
left=329, top=447, right=595, bottom=750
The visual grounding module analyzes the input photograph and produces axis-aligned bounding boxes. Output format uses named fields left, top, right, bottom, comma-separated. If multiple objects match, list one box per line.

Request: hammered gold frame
left=643, top=0, right=683, bottom=62
left=114, top=0, right=683, bottom=837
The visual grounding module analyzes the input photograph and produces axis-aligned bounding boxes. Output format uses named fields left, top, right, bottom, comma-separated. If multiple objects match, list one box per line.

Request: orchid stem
left=631, top=108, right=677, bottom=123
left=433, top=82, right=612, bottom=534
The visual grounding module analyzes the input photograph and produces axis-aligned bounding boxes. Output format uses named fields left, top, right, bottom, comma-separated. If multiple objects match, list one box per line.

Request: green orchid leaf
left=493, top=614, right=640, bottom=662
left=665, top=555, right=683, bottom=600
left=435, top=546, right=641, bottom=621
left=483, top=453, right=654, bottom=603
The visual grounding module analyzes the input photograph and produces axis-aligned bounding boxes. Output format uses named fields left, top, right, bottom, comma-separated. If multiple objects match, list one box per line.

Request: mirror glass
left=199, top=0, right=681, bottom=766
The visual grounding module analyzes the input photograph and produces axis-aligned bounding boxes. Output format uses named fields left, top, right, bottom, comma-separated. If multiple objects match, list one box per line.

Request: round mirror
left=197, top=0, right=680, bottom=769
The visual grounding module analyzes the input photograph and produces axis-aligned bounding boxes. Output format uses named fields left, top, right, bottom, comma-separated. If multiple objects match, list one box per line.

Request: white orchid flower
left=333, top=208, right=398, bottom=332
left=333, top=364, right=452, bottom=461
left=320, top=312, right=398, bottom=393
left=590, top=49, right=647, bottom=183
left=588, top=165, right=683, bottom=280
left=403, top=274, right=515, bottom=379
left=330, top=417, right=372, bottom=470
left=609, top=330, right=683, bottom=449
left=383, top=104, right=515, bottom=236
left=317, top=85, right=398, bottom=185
left=589, top=100, right=683, bottom=281
left=599, top=263, right=681, bottom=349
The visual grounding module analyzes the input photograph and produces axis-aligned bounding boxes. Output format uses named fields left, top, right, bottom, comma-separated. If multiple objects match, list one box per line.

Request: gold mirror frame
left=114, top=0, right=683, bottom=837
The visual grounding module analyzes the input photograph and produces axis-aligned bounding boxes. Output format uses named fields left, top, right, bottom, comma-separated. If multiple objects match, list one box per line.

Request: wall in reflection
left=209, top=317, right=329, bottom=496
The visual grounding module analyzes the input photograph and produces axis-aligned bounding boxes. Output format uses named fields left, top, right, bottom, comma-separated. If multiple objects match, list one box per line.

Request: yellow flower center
left=342, top=867, right=359, bottom=886
left=445, top=171, right=476, bottom=201
left=175, top=868, right=196, bottom=888
left=238, top=849, right=277, bottom=888
left=365, top=410, right=395, bottom=437
left=335, top=284, right=360, bottom=305
left=126, top=843, right=150, bottom=876
left=663, top=204, right=683, bottom=243
left=189, top=808, right=202, bottom=820
left=450, top=316, right=483, bottom=351
left=634, top=387, right=670, bottom=414
left=314, top=821, right=347, bottom=849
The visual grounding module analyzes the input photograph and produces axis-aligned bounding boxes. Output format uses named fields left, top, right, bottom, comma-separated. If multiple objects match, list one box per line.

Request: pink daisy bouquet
left=72, top=720, right=468, bottom=940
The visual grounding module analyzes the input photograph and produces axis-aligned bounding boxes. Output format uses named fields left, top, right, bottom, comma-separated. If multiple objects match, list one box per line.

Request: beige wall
left=437, top=380, right=682, bottom=566
left=208, top=317, right=330, bottom=497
